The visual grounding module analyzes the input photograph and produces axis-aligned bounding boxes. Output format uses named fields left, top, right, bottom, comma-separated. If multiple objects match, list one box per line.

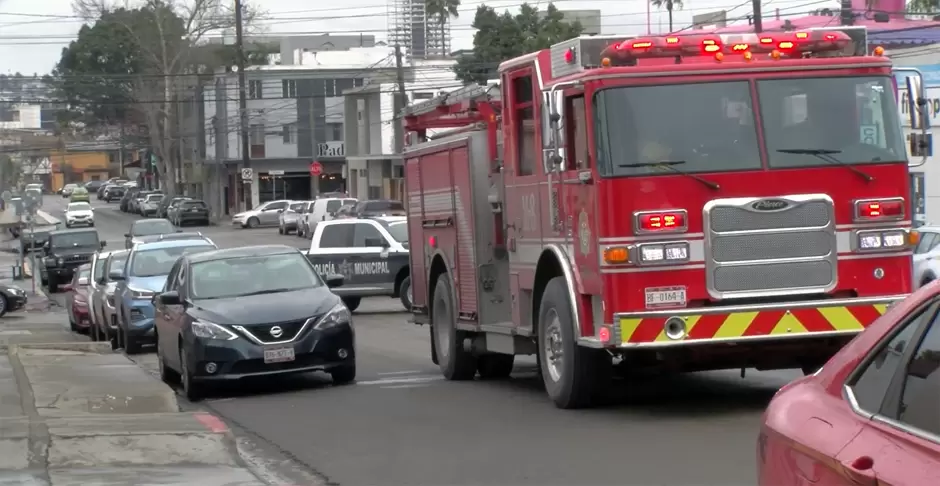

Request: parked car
left=63, top=264, right=92, bottom=333
left=157, top=196, right=189, bottom=218
left=61, top=183, right=78, bottom=197
left=139, top=193, right=165, bottom=217
left=83, top=180, right=105, bottom=193
left=299, top=198, right=358, bottom=238
left=232, top=200, right=290, bottom=229
left=87, top=251, right=112, bottom=338
left=69, top=187, right=90, bottom=203
left=0, top=282, right=28, bottom=318
left=913, top=226, right=940, bottom=288
left=305, top=216, right=411, bottom=311
left=353, top=199, right=405, bottom=218
left=134, top=232, right=215, bottom=247
left=130, top=190, right=159, bottom=214
left=119, top=187, right=138, bottom=212
left=40, top=228, right=105, bottom=292
left=170, top=199, right=210, bottom=226
left=124, top=218, right=176, bottom=249
left=278, top=201, right=309, bottom=235
left=64, top=202, right=95, bottom=228
left=19, top=226, right=55, bottom=254
left=163, top=197, right=192, bottom=221
left=153, top=245, right=350, bottom=400
left=114, top=238, right=218, bottom=354
left=105, top=185, right=126, bottom=202
left=89, top=250, right=129, bottom=349
left=97, top=184, right=111, bottom=200
left=758, top=285, right=940, bottom=485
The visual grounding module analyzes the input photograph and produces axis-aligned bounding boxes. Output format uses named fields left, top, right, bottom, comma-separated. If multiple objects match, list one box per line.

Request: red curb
left=193, top=412, right=229, bottom=433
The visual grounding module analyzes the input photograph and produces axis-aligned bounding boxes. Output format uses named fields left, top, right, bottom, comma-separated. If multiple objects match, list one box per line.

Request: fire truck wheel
left=430, top=326, right=439, bottom=365
left=477, top=354, right=514, bottom=379
left=431, top=277, right=476, bottom=380
left=538, top=276, right=606, bottom=409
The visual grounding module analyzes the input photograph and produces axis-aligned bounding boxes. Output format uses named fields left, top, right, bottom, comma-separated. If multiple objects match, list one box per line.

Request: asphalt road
left=43, top=195, right=799, bottom=486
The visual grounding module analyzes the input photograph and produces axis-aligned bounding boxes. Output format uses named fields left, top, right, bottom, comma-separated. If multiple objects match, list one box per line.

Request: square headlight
left=855, top=229, right=908, bottom=252
left=636, top=242, right=690, bottom=264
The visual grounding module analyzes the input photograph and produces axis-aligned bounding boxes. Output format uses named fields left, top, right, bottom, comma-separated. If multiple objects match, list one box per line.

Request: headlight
left=191, top=320, right=239, bottom=340
left=855, top=229, right=908, bottom=252
left=314, top=303, right=351, bottom=330
left=636, top=241, right=690, bottom=265
left=57, top=258, right=64, bottom=265
left=129, top=287, right=156, bottom=299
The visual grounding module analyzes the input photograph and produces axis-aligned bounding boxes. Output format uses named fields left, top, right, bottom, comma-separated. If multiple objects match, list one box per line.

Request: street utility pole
left=234, top=0, right=251, bottom=212
left=393, top=44, right=407, bottom=154
left=752, top=0, right=763, bottom=33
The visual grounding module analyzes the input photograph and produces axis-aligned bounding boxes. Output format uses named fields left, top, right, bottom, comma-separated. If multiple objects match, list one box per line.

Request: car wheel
left=179, top=343, right=203, bottom=401
left=124, top=331, right=141, bottom=355
left=156, top=332, right=179, bottom=384
left=399, top=276, right=412, bottom=310
left=341, top=297, right=361, bottom=312
left=297, top=225, right=305, bottom=238
left=330, top=363, right=356, bottom=385
left=69, top=313, right=78, bottom=331
left=47, top=276, right=58, bottom=293
left=431, top=277, right=477, bottom=380
left=278, top=225, right=284, bottom=235
left=247, top=217, right=259, bottom=228
left=0, top=294, right=8, bottom=318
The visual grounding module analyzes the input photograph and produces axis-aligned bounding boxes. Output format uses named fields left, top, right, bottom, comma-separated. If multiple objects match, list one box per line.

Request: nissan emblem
left=269, top=326, right=283, bottom=338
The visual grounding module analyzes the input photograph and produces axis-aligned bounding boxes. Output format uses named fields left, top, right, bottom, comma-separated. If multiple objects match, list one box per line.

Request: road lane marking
left=381, top=384, right=430, bottom=389
left=377, top=370, right=423, bottom=376
left=357, top=376, right=443, bottom=386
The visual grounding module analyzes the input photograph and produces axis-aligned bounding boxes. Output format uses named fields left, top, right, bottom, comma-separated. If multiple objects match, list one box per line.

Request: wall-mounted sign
left=317, top=141, right=345, bottom=158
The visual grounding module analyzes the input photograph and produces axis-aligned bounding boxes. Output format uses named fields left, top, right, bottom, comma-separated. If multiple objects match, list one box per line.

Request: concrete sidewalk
left=0, top=313, right=282, bottom=485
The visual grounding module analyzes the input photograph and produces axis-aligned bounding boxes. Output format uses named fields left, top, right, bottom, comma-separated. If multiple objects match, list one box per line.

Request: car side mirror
left=108, top=270, right=124, bottom=281
left=100, top=241, right=107, bottom=249
left=157, top=290, right=181, bottom=306
left=325, top=273, right=344, bottom=288
left=124, top=233, right=130, bottom=238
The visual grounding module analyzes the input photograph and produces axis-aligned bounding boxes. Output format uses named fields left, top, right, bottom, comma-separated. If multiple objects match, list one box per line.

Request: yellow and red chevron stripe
left=619, top=304, right=890, bottom=344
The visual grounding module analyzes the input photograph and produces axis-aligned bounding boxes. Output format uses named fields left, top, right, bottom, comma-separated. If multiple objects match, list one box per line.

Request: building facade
left=387, top=0, right=452, bottom=59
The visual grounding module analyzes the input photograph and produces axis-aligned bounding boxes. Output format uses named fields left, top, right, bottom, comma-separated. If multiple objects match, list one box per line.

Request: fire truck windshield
left=758, top=76, right=905, bottom=168
left=595, top=81, right=762, bottom=177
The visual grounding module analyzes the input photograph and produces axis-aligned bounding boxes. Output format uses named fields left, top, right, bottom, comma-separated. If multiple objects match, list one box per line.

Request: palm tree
left=424, top=0, right=460, bottom=56
left=651, top=0, right=683, bottom=33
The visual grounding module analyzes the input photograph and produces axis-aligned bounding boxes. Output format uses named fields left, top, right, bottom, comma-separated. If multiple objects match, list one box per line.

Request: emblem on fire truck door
left=578, top=210, right=591, bottom=256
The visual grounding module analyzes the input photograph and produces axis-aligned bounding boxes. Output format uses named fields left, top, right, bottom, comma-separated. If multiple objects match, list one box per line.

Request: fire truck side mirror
left=895, top=69, right=932, bottom=167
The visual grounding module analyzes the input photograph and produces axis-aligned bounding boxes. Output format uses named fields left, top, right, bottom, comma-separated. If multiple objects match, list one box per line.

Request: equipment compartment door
left=562, top=94, right=601, bottom=296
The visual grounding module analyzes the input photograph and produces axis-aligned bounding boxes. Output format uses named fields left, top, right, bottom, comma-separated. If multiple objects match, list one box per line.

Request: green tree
left=454, top=3, right=582, bottom=85
left=651, top=0, right=682, bottom=33
left=425, top=0, right=460, bottom=55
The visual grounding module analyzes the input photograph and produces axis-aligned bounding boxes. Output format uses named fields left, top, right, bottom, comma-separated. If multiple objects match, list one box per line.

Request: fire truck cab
left=402, top=28, right=933, bottom=409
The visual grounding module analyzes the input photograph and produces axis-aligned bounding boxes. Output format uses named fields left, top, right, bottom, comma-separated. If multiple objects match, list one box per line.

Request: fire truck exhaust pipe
left=663, top=317, right=687, bottom=340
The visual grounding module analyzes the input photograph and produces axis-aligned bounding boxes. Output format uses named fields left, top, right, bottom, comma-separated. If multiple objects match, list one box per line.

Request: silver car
left=232, top=200, right=290, bottom=228
left=278, top=201, right=309, bottom=235
left=139, top=193, right=164, bottom=217
left=89, top=250, right=129, bottom=349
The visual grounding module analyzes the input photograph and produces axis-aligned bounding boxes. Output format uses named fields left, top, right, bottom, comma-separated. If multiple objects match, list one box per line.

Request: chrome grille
left=65, top=254, right=91, bottom=265
left=704, top=194, right=838, bottom=299
left=234, top=317, right=315, bottom=344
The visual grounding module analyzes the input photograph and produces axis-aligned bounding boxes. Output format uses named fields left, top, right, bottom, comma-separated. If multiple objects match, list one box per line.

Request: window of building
left=282, top=79, right=296, bottom=98
left=282, top=123, right=297, bottom=144
left=512, top=74, right=536, bottom=176
left=249, top=80, right=263, bottom=99
left=326, top=123, right=343, bottom=142
left=250, top=124, right=266, bottom=158
left=413, top=92, right=434, bottom=101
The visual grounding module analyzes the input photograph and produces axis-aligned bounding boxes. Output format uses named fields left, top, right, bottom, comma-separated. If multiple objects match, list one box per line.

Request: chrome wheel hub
left=543, top=311, right=564, bottom=382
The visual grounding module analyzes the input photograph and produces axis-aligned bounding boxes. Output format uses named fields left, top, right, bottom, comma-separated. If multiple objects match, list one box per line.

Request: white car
left=232, top=200, right=290, bottom=228
left=65, top=202, right=95, bottom=228
left=913, top=225, right=940, bottom=288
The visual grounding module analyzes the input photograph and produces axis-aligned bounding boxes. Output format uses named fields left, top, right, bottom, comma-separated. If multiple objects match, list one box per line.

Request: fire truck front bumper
left=589, top=295, right=907, bottom=349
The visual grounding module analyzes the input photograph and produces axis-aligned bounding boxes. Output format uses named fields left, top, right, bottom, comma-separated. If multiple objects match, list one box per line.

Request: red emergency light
left=854, top=198, right=904, bottom=221
left=599, top=30, right=853, bottom=64
left=635, top=210, right=688, bottom=233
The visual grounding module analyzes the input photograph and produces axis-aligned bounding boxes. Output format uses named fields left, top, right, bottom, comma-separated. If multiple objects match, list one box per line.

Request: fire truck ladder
left=403, top=82, right=502, bottom=163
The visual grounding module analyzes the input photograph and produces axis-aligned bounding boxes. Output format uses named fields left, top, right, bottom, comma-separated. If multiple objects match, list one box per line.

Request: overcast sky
left=0, top=0, right=838, bottom=76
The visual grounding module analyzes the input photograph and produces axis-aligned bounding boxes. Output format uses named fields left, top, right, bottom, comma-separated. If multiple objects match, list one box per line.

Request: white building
left=387, top=0, right=452, bottom=59
left=0, top=104, right=41, bottom=130
left=202, top=44, right=459, bottom=212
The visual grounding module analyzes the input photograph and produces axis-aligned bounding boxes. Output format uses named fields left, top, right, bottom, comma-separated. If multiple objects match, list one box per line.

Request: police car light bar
left=598, top=30, right=854, bottom=65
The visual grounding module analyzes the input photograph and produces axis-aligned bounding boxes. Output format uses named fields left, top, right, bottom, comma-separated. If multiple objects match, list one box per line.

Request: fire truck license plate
left=645, top=287, right=687, bottom=309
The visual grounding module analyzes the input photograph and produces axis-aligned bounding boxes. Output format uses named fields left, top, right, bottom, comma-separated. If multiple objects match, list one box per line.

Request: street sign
left=241, top=168, right=253, bottom=181
left=268, top=170, right=285, bottom=176
left=310, top=161, right=323, bottom=176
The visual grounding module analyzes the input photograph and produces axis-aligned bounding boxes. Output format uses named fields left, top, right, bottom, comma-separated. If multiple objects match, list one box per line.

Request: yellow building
left=49, top=150, right=111, bottom=191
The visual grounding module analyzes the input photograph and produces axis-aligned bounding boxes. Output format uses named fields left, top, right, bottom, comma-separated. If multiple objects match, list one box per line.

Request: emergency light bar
left=598, top=30, right=854, bottom=65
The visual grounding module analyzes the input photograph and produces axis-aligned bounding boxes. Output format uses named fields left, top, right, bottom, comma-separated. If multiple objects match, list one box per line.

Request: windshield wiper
left=618, top=160, right=720, bottom=190
left=776, top=149, right=874, bottom=182
left=240, top=288, right=293, bottom=297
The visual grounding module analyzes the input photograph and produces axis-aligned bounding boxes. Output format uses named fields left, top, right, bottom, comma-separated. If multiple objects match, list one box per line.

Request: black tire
left=922, top=275, right=935, bottom=288
left=69, top=314, right=78, bottom=331
left=124, top=331, right=142, bottom=355
left=179, top=343, right=203, bottom=401
left=342, top=297, right=361, bottom=312
left=538, top=276, right=610, bottom=409
left=429, top=325, right=439, bottom=365
left=477, top=354, right=514, bottom=379
left=47, top=275, right=58, bottom=293
left=431, top=277, right=476, bottom=380
left=330, top=363, right=356, bottom=385
left=0, top=295, right=8, bottom=318
left=399, top=276, right=412, bottom=310
left=156, top=332, right=180, bottom=384
left=278, top=226, right=285, bottom=235
left=247, top=217, right=259, bottom=228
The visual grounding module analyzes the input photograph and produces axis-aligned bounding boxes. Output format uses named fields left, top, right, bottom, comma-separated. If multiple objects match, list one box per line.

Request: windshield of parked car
left=758, top=76, right=905, bottom=167
left=130, top=245, right=215, bottom=277
left=190, top=253, right=321, bottom=299
left=147, top=194, right=164, bottom=202
left=67, top=202, right=91, bottom=212
left=387, top=222, right=408, bottom=243
left=132, top=219, right=174, bottom=236
left=51, top=232, right=99, bottom=249
left=106, top=254, right=128, bottom=275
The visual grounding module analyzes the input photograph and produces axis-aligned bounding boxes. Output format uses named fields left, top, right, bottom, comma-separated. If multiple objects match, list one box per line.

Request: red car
left=759, top=283, right=940, bottom=485
left=64, top=264, right=92, bottom=333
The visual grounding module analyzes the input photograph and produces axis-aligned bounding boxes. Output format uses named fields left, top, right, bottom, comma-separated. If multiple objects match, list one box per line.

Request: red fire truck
left=402, top=28, right=932, bottom=409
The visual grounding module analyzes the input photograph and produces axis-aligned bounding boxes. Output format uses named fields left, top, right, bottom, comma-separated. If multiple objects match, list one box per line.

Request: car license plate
left=645, top=286, right=687, bottom=309
left=263, top=346, right=295, bottom=363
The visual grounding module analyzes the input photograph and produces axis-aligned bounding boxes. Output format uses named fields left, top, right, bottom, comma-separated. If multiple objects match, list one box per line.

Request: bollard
left=11, top=264, right=21, bottom=281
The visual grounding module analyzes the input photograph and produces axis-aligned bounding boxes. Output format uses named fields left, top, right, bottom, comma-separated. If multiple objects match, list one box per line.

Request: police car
left=306, top=216, right=411, bottom=312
